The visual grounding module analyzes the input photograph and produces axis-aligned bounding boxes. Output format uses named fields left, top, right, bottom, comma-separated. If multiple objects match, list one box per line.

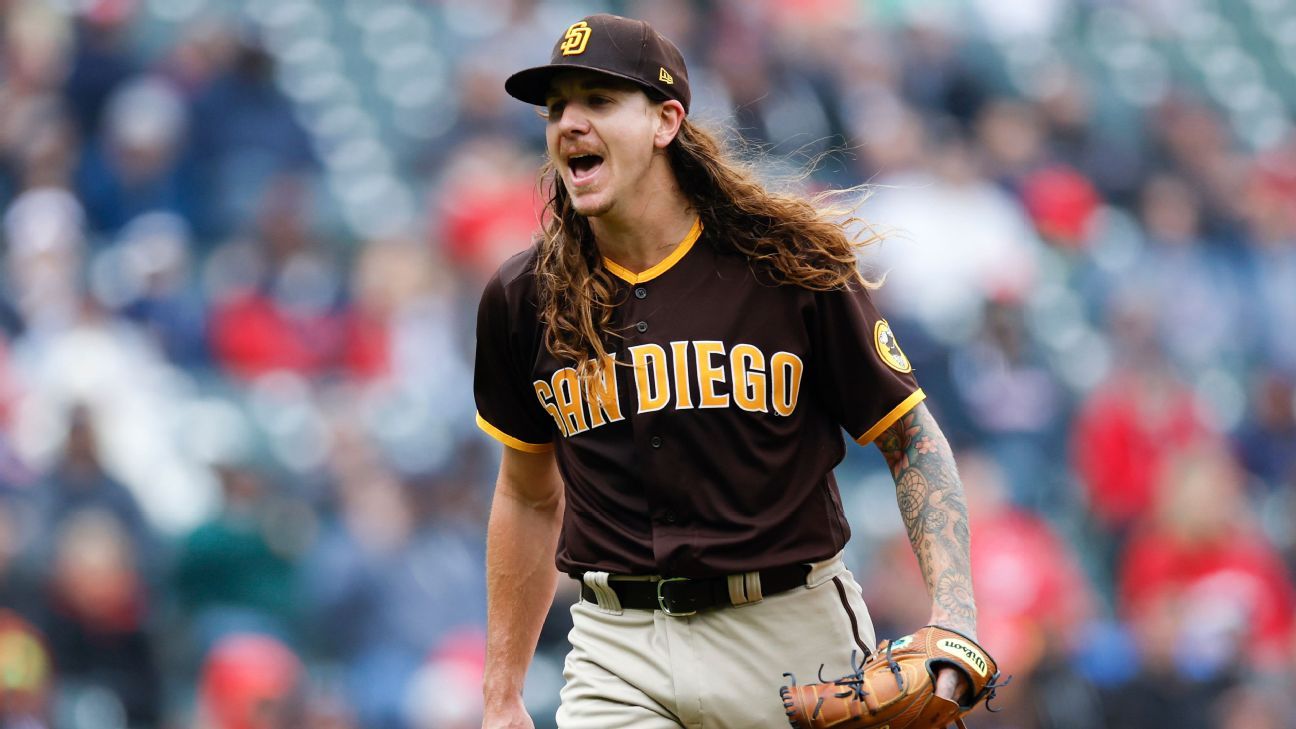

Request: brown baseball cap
left=505, top=14, right=691, bottom=113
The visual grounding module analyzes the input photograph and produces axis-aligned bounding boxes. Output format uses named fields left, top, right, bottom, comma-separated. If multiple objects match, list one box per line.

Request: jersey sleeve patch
left=476, top=412, right=554, bottom=453
left=854, top=389, right=926, bottom=446
left=874, top=320, right=912, bottom=373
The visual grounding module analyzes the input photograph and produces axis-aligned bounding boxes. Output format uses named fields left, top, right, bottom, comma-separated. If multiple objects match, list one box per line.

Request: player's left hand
left=778, top=625, right=1007, bottom=729
left=934, top=665, right=969, bottom=705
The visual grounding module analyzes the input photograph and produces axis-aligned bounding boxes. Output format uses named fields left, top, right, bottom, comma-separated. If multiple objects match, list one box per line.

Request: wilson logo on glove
left=778, top=625, right=1010, bottom=729
left=936, top=639, right=988, bottom=677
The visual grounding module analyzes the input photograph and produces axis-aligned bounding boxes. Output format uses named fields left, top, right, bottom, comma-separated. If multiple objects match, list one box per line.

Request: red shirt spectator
left=1119, top=447, right=1296, bottom=667
left=1073, top=368, right=1208, bottom=531
left=963, top=454, right=1096, bottom=672
left=209, top=290, right=343, bottom=378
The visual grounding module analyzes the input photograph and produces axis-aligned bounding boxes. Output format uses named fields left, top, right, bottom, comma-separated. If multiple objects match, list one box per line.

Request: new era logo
left=659, top=67, right=674, bottom=84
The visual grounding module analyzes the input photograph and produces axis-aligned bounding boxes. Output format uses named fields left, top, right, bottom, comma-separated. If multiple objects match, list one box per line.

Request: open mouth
left=568, top=154, right=604, bottom=185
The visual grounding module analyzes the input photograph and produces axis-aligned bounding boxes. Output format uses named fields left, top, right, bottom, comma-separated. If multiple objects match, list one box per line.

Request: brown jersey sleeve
left=810, top=279, right=925, bottom=445
left=473, top=269, right=555, bottom=453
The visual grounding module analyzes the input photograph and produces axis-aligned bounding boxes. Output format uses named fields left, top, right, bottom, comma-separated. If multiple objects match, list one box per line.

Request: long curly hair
left=533, top=118, right=879, bottom=376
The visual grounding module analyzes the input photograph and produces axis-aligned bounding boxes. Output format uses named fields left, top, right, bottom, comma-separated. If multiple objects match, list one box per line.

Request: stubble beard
left=567, top=183, right=615, bottom=219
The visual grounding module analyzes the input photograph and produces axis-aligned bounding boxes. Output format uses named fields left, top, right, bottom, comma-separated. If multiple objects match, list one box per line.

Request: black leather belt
left=578, top=564, right=811, bottom=615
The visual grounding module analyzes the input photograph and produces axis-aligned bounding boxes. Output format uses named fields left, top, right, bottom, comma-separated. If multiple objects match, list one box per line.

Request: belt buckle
left=656, top=577, right=697, bottom=617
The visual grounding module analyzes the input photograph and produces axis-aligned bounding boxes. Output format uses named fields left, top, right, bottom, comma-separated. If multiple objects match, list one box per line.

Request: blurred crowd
left=0, top=0, right=1292, bottom=727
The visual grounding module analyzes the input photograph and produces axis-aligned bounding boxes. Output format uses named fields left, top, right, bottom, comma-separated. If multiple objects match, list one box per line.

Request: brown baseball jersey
left=474, top=219, right=924, bottom=578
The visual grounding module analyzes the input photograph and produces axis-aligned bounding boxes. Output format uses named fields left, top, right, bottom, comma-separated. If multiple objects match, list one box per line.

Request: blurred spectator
left=173, top=463, right=308, bottom=655
left=1148, top=97, right=1249, bottom=245
left=1071, top=301, right=1209, bottom=542
left=207, top=179, right=351, bottom=379
left=300, top=687, right=360, bottom=729
left=419, top=53, right=543, bottom=172
left=950, top=298, right=1066, bottom=510
left=302, top=429, right=485, bottom=729
left=3, top=103, right=79, bottom=198
left=1212, top=685, right=1296, bottom=729
left=0, top=489, right=38, bottom=619
left=433, top=135, right=545, bottom=285
left=8, top=301, right=219, bottom=535
left=896, top=21, right=988, bottom=127
left=347, top=239, right=416, bottom=383
left=0, top=4, right=71, bottom=97
left=975, top=99, right=1049, bottom=191
left=77, top=75, right=197, bottom=235
left=962, top=453, right=1095, bottom=675
left=2, top=188, right=86, bottom=335
left=39, top=508, right=159, bottom=727
left=0, top=3, right=74, bottom=201
left=1244, top=140, right=1296, bottom=375
left=704, top=3, right=846, bottom=169
left=842, top=90, right=926, bottom=178
left=1118, top=447, right=1296, bottom=672
left=348, top=236, right=478, bottom=407
left=197, top=633, right=303, bottom=729
left=157, top=20, right=240, bottom=97
left=1101, top=590, right=1231, bottom=729
left=0, top=609, right=52, bottom=729
left=60, top=3, right=140, bottom=139
left=1234, top=371, right=1296, bottom=494
left=1019, top=164, right=1100, bottom=251
left=188, top=36, right=314, bottom=239
left=867, top=130, right=1041, bottom=345
left=1109, top=173, right=1253, bottom=373
left=402, top=628, right=486, bottom=729
left=91, top=212, right=210, bottom=368
left=1033, top=66, right=1146, bottom=206
left=31, top=405, right=155, bottom=573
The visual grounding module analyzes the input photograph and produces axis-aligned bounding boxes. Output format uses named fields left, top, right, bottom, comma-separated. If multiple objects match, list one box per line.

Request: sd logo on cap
left=505, top=13, right=692, bottom=113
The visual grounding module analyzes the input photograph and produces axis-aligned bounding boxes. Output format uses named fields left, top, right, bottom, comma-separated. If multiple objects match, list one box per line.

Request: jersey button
left=634, top=287, right=648, bottom=299
left=636, top=321, right=648, bottom=333
left=650, top=436, right=662, bottom=448
left=664, top=511, right=677, bottom=524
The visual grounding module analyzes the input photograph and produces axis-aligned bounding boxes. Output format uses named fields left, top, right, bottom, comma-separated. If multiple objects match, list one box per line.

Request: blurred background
left=0, top=0, right=1292, bottom=727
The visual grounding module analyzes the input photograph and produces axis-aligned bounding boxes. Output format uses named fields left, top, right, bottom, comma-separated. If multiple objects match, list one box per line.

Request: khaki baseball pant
left=555, top=553, right=876, bottom=729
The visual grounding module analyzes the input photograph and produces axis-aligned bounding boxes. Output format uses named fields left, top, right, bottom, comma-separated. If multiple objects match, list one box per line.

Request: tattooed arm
left=875, top=402, right=977, bottom=639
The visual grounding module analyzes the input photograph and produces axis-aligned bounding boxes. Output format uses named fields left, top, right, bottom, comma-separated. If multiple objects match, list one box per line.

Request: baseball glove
left=778, top=625, right=1007, bottom=729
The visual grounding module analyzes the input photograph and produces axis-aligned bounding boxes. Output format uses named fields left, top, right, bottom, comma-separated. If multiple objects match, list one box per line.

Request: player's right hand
left=482, top=694, right=535, bottom=729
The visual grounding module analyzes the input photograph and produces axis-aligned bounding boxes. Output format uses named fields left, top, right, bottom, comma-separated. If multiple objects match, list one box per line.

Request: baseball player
left=475, top=14, right=978, bottom=729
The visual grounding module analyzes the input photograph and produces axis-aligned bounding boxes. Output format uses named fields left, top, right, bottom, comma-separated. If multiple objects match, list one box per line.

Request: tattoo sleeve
left=875, top=403, right=977, bottom=637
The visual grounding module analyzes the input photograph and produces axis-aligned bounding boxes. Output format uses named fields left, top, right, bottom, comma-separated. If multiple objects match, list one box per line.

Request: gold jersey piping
left=476, top=412, right=554, bottom=453
left=855, top=389, right=926, bottom=446
left=602, top=218, right=703, bottom=284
